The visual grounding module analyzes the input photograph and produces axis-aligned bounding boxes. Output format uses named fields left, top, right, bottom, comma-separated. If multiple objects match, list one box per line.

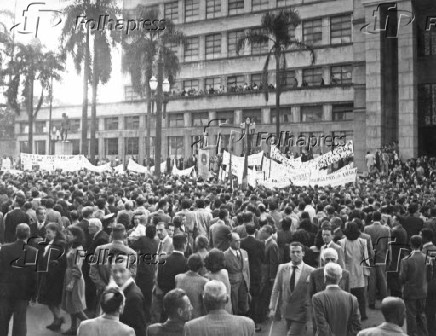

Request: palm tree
left=237, top=9, right=316, bottom=138
left=122, top=6, right=186, bottom=176
left=5, top=40, right=64, bottom=153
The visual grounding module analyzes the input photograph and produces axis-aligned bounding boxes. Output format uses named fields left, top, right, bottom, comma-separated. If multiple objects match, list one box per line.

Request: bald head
left=230, top=233, right=240, bottom=250
left=381, top=297, right=405, bottom=327
left=16, top=223, right=30, bottom=240
left=203, top=280, right=228, bottom=310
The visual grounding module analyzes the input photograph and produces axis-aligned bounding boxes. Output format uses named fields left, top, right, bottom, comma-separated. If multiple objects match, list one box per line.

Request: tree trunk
left=90, top=33, right=98, bottom=164
left=81, top=26, right=90, bottom=156
left=275, top=53, right=281, bottom=139
left=154, top=49, right=163, bottom=176
left=145, top=64, right=152, bottom=170
left=27, top=78, right=34, bottom=154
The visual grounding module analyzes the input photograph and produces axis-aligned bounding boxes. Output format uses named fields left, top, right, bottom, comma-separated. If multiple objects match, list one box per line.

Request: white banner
left=20, top=153, right=88, bottom=171
left=270, top=146, right=302, bottom=169
left=114, top=164, right=125, bottom=174
left=222, top=151, right=264, bottom=166
left=198, top=149, right=210, bottom=180
left=309, top=168, right=357, bottom=187
left=172, top=165, right=194, bottom=177
left=1, top=158, right=11, bottom=170
left=128, top=159, right=149, bottom=173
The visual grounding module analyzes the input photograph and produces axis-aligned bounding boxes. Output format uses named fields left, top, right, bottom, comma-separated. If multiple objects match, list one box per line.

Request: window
left=35, top=121, right=46, bottom=134
left=331, top=65, right=352, bottom=85
left=243, top=109, right=261, bottom=124
left=216, top=111, right=234, bottom=125
left=105, top=117, right=119, bottom=130
left=251, top=28, right=268, bottom=55
left=280, top=70, right=297, bottom=89
left=205, top=77, right=221, bottom=91
left=192, top=112, right=209, bottom=126
left=125, top=116, right=140, bottom=129
left=87, top=119, right=99, bottom=131
left=70, top=119, right=80, bottom=131
left=20, top=123, right=28, bottom=134
left=288, top=25, right=296, bottom=42
left=252, top=0, right=268, bottom=11
left=271, top=107, right=293, bottom=124
left=277, top=0, right=294, bottom=7
left=165, top=42, right=179, bottom=56
left=148, top=115, right=156, bottom=129
left=35, top=140, right=46, bottom=154
left=206, top=0, right=221, bottom=18
left=185, top=0, right=200, bottom=22
left=330, top=14, right=352, bottom=44
left=418, top=84, right=436, bottom=126
left=125, top=137, right=139, bottom=155
left=89, top=141, right=99, bottom=156
left=124, top=86, right=141, bottom=101
left=303, top=19, right=323, bottom=46
left=205, top=33, right=221, bottom=59
left=168, top=113, right=184, bottom=127
left=227, top=75, right=245, bottom=89
left=228, top=0, right=244, bottom=15
left=20, top=141, right=29, bottom=153
left=332, top=130, right=353, bottom=144
left=105, top=138, right=118, bottom=155
left=184, top=37, right=199, bottom=61
left=424, top=29, right=436, bottom=56
left=332, top=103, right=354, bottom=121
left=302, top=67, right=323, bottom=86
left=301, top=106, right=323, bottom=122
left=183, top=79, right=199, bottom=91
left=164, top=1, right=179, bottom=22
left=168, top=136, right=184, bottom=159
left=71, top=139, right=80, bottom=155
left=251, top=73, right=262, bottom=85
left=228, top=30, right=245, bottom=57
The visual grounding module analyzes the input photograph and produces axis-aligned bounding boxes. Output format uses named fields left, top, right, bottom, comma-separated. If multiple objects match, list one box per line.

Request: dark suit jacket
left=77, top=218, right=91, bottom=250
left=262, top=239, right=279, bottom=283
left=423, top=243, right=436, bottom=306
left=312, top=286, right=361, bottom=336
left=0, top=240, right=37, bottom=300
left=240, top=236, right=264, bottom=292
left=157, top=252, right=187, bottom=294
left=120, top=281, right=147, bottom=336
left=308, top=267, right=350, bottom=298
left=29, top=222, right=46, bottom=241
left=364, top=222, right=391, bottom=264
left=4, top=209, right=29, bottom=243
left=224, top=248, right=250, bottom=291
left=132, top=236, right=159, bottom=285
left=147, top=320, right=185, bottom=336
left=399, top=251, right=427, bottom=299
left=401, top=216, right=423, bottom=242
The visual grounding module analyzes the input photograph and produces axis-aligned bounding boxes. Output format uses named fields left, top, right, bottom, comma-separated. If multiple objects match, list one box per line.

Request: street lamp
left=241, top=117, right=256, bottom=191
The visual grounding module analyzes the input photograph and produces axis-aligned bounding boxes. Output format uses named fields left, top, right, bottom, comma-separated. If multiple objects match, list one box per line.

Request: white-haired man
left=184, top=280, right=255, bottom=336
left=312, top=263, right=361, bottom=336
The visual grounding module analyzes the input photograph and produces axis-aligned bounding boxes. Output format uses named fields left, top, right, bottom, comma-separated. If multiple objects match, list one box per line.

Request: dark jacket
left=120, top=281, right=147, bottom=336
left=4, top=208, right=29, bottom=243
left=157, top=252, right=187, bottom=294
left=0, top=240, right=37, bottom=300
left=241, top=235, right=265, bottom=292
left=399, top=251, right=428, bottom=299
left=401, top=216, right=423, bottom=242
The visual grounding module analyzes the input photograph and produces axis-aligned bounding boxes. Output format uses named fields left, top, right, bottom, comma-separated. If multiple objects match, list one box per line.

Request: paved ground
left=10, top=300, right=407, bottom=336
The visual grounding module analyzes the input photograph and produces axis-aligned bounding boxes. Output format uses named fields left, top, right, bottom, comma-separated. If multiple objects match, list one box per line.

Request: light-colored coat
left=77, top=315, right=135, bottom=336
left=224, top=248, right=250, bottom=291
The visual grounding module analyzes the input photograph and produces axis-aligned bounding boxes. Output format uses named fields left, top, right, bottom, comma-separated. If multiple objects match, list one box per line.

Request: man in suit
left=401, top=204, right=424, bottom=243
left=28, top=206, right=46, bottom=243
left=90, top=224, right=137, bottom=300
left=241, top=223, right=265, bottom=331
left=399, top=235, right=428, bottom=336
left=224, top=232, right=251, bottom=315
left=364, top=211, right=390, bottom=309
left=156, top=221, right=173, bottom=259
left=312, top=263, right=361, bottom=336
left=131, top=224, right=159, bottom=323
left=43, top=198, right=63, bottom=230
left=259, top=224, right=279, bottom=322
left=78, top=288, right=135, bottom=336
left=269, top=241, right=315, bottom=336
left=110, top=255, right=147, bottom=336
left=421, top=228, right=436, bottom=332
left=154, top=234, right=188, bottom=323
left=184, top=280, right=255, bottom=336
left=358, top=297, right=408, bottom=336
left=319, top=223, right=345, bottom=269
left=0, top=223, right=38, bottom=336
left=85, top=218, right=110, bottom=317
left=4, top=196, right=29, bottom=243
left=175, top=255, right=208, bottom=319
left=147, top=288, right=193, bottom=336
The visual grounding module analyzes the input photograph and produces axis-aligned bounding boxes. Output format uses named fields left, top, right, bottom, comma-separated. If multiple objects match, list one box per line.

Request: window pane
left=124, top=85, right=141, bottom=101
left=206, top=0, right=221, bottom=18
left=228, top=0, right=244, bottom=15
left=216, top=111, right=234, bottom=124
left=168, top=113, right=184, bottom=127
left=271, top=106, right=293, bottom=124
left=330, top=15, right=352, bottom=44
left=164, top=1, right=178, bottom=22
left=252, top=0, right=269, bottom=11
left=125, top=137, right=139, bottom=155
left=205, top=77, right=221, bottom=91
left=124, top=116, right=140, bottom=129
left=168, top=136, right=184, bottom=159
left=251, top=73, right=262, bottom=85
left=332, top=103, right=354, bottom=121
left=192, top=112, right=209, bottom=126
left=228, top=30, right=245, bottom=57
left=251, top=28, right=268, bottom=55
left=105, top=138, right=118, bottom=155
left=184, top=37, right=199, bottom=61
left=35, top=121, right=46, bottom=134
left=35, top=140, right=46, bottom=155
left=301, top=106, right=323, bottom=122
left=280, top=70, right=297, bottom=88
left=331, top=65, right=352, bottom=85
left=303, top=19, right=323, bottom=46
left=302, top=68, right=323, bottom=86
left=227, top=75, right=245, bottom=91
left=185, top=0, right=200, bottom=22
left=243, top=109, right=261, bottom=124
left=69, top=119, right=80, bottom=132
left=183, top=79, right=199, bottom=92
left=205, top=33, right=221, bottom=59
left=277, top=0, right=295, bottom=7
left=105, top=117, right=119, bottom=130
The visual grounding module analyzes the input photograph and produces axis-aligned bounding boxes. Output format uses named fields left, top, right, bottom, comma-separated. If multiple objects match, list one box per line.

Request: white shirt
left=128, top=223, right=146, bottom=240
left=289, top=262, right=303, bottom=284
left=230, top=248, right=241, bottom=259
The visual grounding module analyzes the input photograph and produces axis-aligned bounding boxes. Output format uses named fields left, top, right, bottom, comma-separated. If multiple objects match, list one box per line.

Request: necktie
left=290, top=265, right=297, bottom=292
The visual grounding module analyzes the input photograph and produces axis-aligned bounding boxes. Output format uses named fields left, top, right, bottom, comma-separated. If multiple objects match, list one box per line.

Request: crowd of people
left=0, top=151, right=435, bottom=336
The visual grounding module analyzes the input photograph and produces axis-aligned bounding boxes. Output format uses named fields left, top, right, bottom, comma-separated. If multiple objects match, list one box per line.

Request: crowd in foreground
left=0, top=154, right=436, bottom=336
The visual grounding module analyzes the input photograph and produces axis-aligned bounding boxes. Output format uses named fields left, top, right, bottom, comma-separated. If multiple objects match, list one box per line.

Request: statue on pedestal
left=60, top=113, right=70, bottom=141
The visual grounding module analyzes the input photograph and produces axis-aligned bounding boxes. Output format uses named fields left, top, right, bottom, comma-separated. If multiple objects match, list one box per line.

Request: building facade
left=13, top=0, right=436, bottom=171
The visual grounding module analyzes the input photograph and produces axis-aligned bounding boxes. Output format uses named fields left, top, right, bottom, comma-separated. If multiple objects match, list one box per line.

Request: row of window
left=160, top=0, right=334, bottom=23
left=182, top=14, right=351, bottom=61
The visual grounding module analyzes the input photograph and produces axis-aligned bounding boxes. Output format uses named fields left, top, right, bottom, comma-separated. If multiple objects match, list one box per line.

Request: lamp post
left=241, top=117, right=256, bottom=191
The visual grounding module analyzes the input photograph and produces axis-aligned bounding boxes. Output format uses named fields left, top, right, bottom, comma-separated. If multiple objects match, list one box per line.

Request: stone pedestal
left=54, top=141, right=73, bottom=155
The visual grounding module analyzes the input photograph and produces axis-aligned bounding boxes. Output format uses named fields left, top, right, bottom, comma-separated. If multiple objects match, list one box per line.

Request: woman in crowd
left=204, top=248, right=232, bottom=314
left=62, top=225, right=88, bottom=335
left=193, top=235, right=209, bottom=276
left=37, top=223, right=67, bottom=331
left=339, top=221, right=369, bottom=321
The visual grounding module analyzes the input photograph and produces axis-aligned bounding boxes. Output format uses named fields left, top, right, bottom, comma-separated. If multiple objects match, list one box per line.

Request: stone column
left=322, top=17, right=330, bottom=45
left=178, top=0, right=185, bottom=24
left=199, top=35, right=206, bottom=61
left=221, top=33, right=228, bottom=58
left=323, top=104, right=332, bottom=121
left=244, top=0, right=251, bottom=13
left=221, top=0, right=228, bottom=15
left=262, top=107, right=271, bottom=125
left=199, top=0, right=206, bottom=20
left=295, top=69, right=303, bottom=87
left=292, top=106, right=301, bottom=123
left=397, top=0, right=418, bottom=159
